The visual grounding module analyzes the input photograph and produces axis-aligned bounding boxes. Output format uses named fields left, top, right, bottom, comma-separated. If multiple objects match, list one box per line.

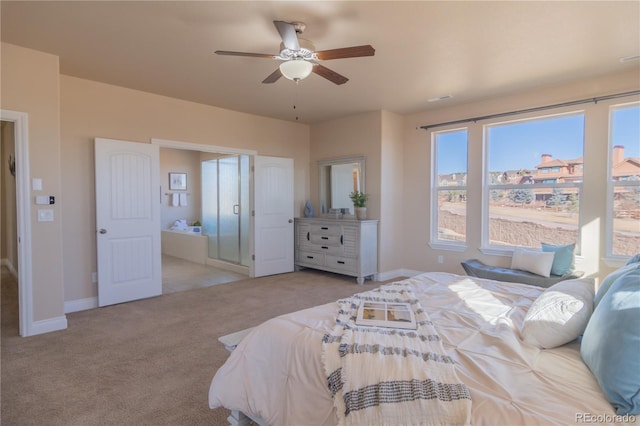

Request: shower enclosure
left=201, top=155, right=250, bottom=266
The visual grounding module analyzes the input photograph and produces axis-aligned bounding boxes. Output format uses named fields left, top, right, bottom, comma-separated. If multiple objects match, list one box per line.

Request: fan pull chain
left=293, top=79, right=300, bottom=121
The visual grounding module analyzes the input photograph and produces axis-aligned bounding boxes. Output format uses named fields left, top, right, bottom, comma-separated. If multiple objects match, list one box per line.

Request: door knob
left=99, top=229, right=107, bottom=234
left=288, top=219, right=293, bottom=223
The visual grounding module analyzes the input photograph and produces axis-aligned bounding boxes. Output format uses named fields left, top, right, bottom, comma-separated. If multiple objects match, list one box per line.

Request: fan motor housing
left=278, top=38, right=316, bottom=60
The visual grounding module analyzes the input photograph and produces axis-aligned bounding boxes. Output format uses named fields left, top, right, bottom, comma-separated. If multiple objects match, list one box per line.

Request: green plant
left=349, top=191, right=369, bottom=208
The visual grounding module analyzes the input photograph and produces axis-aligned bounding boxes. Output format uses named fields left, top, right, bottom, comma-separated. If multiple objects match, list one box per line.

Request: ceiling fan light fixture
left=279, top=59, right=313, bottom=81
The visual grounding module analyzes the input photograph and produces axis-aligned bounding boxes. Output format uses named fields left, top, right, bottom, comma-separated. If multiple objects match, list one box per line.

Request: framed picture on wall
left=169, top=172, right=187, bottom=190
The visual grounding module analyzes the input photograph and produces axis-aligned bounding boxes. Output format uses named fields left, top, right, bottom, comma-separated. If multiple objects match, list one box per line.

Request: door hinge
left=252, top=210, right=255, bottom=217
left=252, top=254, right=255, bottom=261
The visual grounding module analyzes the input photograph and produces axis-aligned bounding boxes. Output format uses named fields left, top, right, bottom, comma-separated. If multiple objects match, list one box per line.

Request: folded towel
left=179, top=193, right=188, bottom=206
left=171, top=193, right=179, bottom=207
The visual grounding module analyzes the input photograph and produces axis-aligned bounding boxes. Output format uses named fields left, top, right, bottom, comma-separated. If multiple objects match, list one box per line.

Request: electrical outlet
left=37, top=209, right=54, bottom=222
left=437, top=255, right=444, bottom=264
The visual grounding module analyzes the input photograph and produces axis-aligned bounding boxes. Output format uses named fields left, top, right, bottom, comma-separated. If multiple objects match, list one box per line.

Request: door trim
left=150, top=138, right=257, bottom=156
left=1, top=109, right=34, bottom=337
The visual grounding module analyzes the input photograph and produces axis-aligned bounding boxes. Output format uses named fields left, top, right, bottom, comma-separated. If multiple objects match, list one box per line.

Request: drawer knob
left=337, top=260, right=345, bottom=264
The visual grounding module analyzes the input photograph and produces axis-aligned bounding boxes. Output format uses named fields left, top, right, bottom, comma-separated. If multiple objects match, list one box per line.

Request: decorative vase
left=304, top=200, right=314, bottom=217
left=355, top=207, right=367, bottom=220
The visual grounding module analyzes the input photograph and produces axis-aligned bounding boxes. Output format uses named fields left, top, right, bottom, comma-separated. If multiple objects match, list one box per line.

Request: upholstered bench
left=218, top=327, right=255, bottom=352
left=461, top=259, right=584, bottom=288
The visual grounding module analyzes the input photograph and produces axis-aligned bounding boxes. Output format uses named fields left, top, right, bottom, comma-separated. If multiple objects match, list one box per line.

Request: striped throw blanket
left=322, top=280, right=472, bottom=426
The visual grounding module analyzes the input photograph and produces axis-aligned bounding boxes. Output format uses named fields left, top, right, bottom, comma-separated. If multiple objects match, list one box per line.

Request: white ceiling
left=2, top=1, right=639, bottom=124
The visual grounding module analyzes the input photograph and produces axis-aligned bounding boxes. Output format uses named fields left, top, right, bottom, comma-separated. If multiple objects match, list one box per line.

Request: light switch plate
left=35, top=195, right=49, bottom=205
left=37, top=209, right=54, bottom=222
left=32, top=178, right=43, bottom=191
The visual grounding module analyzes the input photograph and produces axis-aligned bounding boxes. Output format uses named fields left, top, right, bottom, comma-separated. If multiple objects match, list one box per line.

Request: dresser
left=294, top=218, right=378, bottom=284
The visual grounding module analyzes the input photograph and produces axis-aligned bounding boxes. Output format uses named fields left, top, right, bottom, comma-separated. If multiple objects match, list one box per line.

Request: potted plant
left=349, top=190, right=369, bottom=220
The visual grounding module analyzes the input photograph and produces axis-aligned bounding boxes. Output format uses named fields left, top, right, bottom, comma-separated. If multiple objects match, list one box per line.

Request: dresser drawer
left=297, top=250, right=325, bottom=266
left=325, top=255, right=357, bottom=273
left=310, top=223, right=342, bottom=236
left=310, top=243, right=343, bottom=256
left=309, top=234, right=341, bottom=246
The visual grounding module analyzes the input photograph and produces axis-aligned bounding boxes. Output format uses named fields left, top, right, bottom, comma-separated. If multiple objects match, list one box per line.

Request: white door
left=95, top=138, right=161, bottom=307
left=253, top=156, right=294, bottom=277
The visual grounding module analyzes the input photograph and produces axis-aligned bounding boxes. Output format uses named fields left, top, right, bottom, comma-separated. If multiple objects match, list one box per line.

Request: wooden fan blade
left=262, top=68, right=282, bottom=84
left=315, top=45, right=375, bottom=61
left=215, top=50, right=276, bottom=59
left=273, top=20, right=300, bottom=51
left=312, top=64, right=348, bottom=85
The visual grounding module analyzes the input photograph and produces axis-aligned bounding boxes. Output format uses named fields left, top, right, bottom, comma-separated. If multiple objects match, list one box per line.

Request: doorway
left=157, top=142, right=254, bottom=294
left=1, top=121, right=19, bottom=334
left=1, top=121, right=18, bottom=278
left=1, top=110, right=33, bottom=337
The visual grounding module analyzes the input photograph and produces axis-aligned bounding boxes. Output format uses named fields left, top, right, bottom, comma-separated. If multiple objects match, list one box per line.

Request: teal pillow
left=541, top=242, right=575, bottom=276
left=580, top=269, right=640, bottom=415
left=595, top=262, right=640, bottom=308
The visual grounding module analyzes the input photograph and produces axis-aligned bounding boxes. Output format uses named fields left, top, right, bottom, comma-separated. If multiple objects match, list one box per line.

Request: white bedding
left=209, top=272, right=624, bottom=425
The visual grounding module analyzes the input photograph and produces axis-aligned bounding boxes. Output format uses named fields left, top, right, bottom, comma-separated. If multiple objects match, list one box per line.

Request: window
left=431, top=129, right=467, bottom=248
left=483, top=112, right=584, bottom=250
left=607, top=102, right=640, bottom=258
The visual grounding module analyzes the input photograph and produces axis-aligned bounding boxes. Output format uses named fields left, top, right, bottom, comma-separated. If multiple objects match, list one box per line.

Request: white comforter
left=209, top=272, right=622, bottom=425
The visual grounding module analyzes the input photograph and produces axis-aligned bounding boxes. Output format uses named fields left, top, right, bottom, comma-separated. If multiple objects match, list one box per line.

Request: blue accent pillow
left=627, top=253, right=640, bottom=265
left=580, top=269, right=640, bottom=415
left=541, top=242, right=575, bottom=276
left=594, top=262, right=640, bottom=308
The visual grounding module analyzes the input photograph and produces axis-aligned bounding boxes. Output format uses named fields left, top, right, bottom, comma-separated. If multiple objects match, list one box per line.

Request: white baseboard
left=1, top=258, right=18, bottom=277
left=377, top=269, right=426, bottom=281
left=64, top=297, right=98, bottom=314
left=28, top=315, right=67, bottom=336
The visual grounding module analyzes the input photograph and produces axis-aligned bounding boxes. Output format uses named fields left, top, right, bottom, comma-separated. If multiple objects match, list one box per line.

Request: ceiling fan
left=215, top=20, right=375, bottom=85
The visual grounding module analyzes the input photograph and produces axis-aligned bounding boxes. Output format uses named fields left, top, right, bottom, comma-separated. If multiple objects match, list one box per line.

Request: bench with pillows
left=462, top=242, right=583, bottom=288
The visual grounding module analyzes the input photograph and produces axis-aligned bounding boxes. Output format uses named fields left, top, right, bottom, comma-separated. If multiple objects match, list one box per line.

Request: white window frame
left=605, top=100, right=640, bottom=263
left=480, top=111, right=585, bottom=256
left=429, top=127, right=468, bottom=252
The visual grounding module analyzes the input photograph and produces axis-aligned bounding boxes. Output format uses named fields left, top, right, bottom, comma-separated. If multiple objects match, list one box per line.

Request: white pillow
left=521, top=278, right=595, bottom=349
left=510, top=247, right=554, bottom=277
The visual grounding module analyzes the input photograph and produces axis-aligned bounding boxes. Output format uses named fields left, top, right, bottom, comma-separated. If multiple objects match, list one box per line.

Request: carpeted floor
left=1, top=266, right=380, bottom=425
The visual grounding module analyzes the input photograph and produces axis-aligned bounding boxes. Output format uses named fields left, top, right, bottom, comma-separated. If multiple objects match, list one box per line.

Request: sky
left=436, top=105, right=640, bottom=175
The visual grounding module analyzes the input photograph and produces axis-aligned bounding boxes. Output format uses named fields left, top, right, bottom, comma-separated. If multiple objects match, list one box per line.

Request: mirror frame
left=318, top=155, right=366, bottom=214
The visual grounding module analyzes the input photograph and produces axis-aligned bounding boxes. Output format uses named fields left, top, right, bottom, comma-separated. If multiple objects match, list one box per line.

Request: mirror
left=318, top=156, right=365, bottom=214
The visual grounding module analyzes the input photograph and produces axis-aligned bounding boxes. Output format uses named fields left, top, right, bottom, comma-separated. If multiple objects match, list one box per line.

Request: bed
left=208, top=270, right=639, bottom=425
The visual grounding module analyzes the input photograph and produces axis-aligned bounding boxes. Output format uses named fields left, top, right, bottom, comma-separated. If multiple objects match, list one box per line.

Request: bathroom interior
left=159, top=147, right=250, bottom=293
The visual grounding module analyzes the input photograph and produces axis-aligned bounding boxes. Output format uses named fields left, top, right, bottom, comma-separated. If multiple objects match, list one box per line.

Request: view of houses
left=438, top=145, right=640, bottom=254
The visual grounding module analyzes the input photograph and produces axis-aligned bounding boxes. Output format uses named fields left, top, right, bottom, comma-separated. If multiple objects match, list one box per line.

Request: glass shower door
left=201, top=155, right=249, bottom=266
left=218, top=156, right=240, bottom=264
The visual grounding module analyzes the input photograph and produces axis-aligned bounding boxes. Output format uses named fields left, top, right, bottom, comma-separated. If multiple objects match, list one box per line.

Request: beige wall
left=160, top=148, right=201, bottom=229
left=60, top=75, right=310, bottom=302
left=379, top=111, right=405, bottom=273
left=401, top=68, right=640, bottom=281
left=1, top=42, right=65, bottom=321
left=310, top=111, right=382, bottom=219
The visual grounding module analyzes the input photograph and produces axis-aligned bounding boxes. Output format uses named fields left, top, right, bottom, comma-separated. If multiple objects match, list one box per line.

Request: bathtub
left=161, top=229, right=208, bottom=264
